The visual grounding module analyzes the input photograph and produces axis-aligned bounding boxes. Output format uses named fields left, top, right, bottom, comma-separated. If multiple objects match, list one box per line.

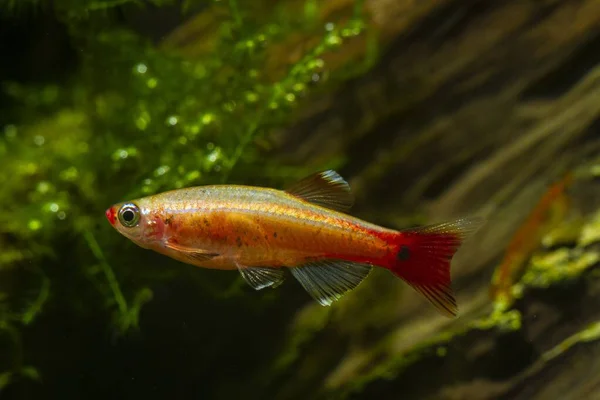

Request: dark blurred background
left=1, top=1, right=600, bottom=400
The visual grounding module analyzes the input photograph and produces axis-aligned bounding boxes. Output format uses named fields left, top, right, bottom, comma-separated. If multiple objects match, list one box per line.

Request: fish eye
left=118, top=203, right=140, bottom=227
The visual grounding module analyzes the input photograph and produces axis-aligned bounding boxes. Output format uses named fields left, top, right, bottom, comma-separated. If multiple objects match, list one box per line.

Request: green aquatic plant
left=0, top=0, right=371, bottom=389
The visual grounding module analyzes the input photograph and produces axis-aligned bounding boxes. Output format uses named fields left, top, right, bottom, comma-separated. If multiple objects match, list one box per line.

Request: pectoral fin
left=164, top=240, right=220, bottom=262
left=290, top=259, right=372, bottom=306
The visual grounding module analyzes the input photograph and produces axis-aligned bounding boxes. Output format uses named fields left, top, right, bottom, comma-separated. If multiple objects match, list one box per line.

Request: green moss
left=272, top=304, right=332, bottom=373
left=1, top=0, right=371, bottom=387
left=542, top=320, right=600, bottom=362
left=338, top=309, right=522, bottom=398
left=472, top=308, right=523, bottom=332
left=518, top=224, right=600, bottom=290
left=492, top=206, right=600, bottom=309
left=541, top=218, right=584, bottom=248
left=579, top=210, right=600, bottom=247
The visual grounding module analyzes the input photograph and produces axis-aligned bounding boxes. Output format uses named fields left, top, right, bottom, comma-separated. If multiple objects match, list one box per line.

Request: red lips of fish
left=105, top=207, right=116, bottom=225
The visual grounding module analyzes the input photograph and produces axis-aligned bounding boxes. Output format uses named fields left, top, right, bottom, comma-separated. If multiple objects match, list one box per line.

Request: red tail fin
left=386, top=217, right=484, bottom=317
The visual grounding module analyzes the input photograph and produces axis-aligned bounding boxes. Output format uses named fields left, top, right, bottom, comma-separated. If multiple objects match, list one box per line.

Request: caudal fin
left=387, top=217, right=484, bottom=317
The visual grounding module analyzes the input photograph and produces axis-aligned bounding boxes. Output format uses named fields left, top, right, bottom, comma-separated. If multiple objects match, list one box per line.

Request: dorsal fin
left=285, top=170, right=354, bottom=212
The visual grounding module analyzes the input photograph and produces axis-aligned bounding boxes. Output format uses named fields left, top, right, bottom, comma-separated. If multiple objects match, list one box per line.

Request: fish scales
left=149, top=186, right=392, bottom=268
left=106, top=170, right=484, bottom=317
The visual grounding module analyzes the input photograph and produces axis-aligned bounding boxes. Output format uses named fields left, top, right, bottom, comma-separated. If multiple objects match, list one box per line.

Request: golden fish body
left=112, top=186, right=395, bottom=271
left=107, top=170, right=483, bottom=315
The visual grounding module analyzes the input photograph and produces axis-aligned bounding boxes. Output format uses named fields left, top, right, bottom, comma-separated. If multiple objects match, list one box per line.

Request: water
left=1, top=1, right=600, bottom=399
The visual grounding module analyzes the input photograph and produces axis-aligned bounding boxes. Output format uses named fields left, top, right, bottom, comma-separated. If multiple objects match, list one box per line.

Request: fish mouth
left=105, top=206, right=117, bottom=225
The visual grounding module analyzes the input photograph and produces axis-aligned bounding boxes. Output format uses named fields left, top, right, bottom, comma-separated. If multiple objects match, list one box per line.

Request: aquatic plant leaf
left=0, top=372, right=13, bottom=389
left=20, top=366, right=40, bottom=381
left=290, top=260, right=372, bottom=306
left=237, top=264, right=285, bottom=290
left=285, top=170, right=354, bottom=212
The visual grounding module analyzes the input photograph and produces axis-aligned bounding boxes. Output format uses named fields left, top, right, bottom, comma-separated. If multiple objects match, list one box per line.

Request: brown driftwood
left=160, top=1, right=600, bottom=399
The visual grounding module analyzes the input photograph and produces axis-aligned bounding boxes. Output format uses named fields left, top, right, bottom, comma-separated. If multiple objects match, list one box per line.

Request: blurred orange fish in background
left=106, top=170, right=484, bottom=316
left=490, top=172, right=574, bottom=305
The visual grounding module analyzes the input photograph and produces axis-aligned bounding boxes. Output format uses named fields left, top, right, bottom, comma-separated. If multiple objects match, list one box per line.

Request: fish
left=105, top=170, right=483, bottom=316
left=490, top=172, right=573, bottom=305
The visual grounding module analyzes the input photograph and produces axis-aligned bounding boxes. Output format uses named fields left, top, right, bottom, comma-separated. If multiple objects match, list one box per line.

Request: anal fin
left=290, top=260, right=372, bottom=306
left=237, top=263, right=285, bottom=290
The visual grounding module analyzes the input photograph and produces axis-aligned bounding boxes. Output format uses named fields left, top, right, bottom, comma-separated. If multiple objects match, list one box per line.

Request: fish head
left=105, top=198, right=165, bottom=249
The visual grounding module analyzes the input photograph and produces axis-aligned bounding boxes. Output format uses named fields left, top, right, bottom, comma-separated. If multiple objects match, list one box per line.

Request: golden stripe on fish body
left=106, top=170, right=484, bottom=316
